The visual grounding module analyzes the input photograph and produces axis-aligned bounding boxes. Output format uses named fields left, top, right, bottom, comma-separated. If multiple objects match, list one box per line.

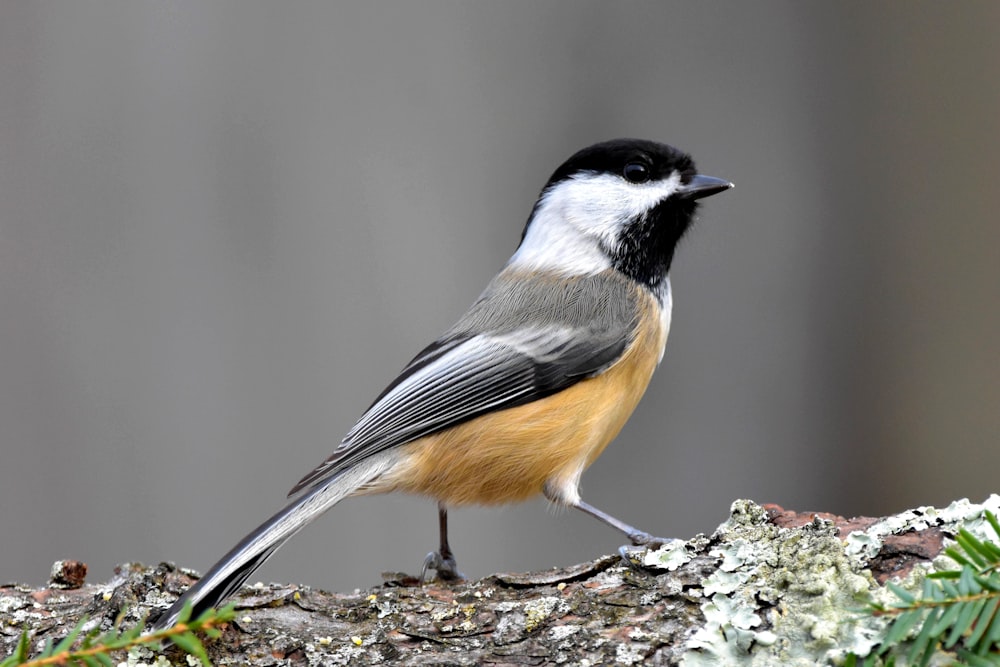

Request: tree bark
left=2, top=497, right=997, bottom=666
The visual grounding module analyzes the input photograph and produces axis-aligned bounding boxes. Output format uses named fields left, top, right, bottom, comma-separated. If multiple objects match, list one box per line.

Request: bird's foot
left=626, top=530, right=675, bottom=550
left=420, top=550, right=466, bottom=584
left=618, top=534, right=680, bottom=571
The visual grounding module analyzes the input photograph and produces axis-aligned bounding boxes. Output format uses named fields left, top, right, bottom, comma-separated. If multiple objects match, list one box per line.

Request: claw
left=627, top=530, right=674, bottom=550
left=618, top=537, right=679, bottom=572
left=420, top=550, right=466, bottom=583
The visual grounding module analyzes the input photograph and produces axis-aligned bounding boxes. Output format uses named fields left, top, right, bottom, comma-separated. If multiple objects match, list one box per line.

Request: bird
left=150, top=138, right=731, bottom=630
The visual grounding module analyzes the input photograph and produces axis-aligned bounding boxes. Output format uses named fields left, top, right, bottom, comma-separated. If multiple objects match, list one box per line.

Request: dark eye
left=623, top=162, right=650, bottom=184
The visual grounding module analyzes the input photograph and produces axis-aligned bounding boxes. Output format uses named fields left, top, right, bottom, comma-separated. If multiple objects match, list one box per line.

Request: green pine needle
left=0, top=603, right=236, bottom=667
left=861, top=509, right=1000, bottom=666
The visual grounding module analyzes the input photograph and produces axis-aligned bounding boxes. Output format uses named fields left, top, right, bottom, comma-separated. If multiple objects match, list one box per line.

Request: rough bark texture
left=2, top=496, right=998, bottom=666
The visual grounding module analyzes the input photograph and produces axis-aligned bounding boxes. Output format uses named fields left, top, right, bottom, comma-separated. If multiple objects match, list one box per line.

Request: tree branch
left=3, top=497, right=997, bottom=666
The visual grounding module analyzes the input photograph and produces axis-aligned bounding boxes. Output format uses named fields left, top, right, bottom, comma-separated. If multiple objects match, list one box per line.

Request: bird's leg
left=572, top=498, right=676, bottom=550
left=420, top=502, right=466, bottom=583
left=543, top=482, right=676, bottom=557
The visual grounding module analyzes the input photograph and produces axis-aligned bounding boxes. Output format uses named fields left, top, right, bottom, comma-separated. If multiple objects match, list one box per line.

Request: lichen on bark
left=3, top=496, right=997, bottom=666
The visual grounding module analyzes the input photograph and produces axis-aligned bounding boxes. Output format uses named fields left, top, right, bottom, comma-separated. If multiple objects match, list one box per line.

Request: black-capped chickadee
left=152, top=138, right=731, bottom=629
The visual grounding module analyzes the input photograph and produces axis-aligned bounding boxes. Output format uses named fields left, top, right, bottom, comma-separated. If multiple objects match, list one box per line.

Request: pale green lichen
left=430, top=599, right=461, bottom=623
left=678, top=500, right=880, bottom=666
left=643, top=539, right=696, bottom=571
left=523, top=596, right=559, bottom=633
left=615, top=640, right=649, bottom=665
left=850, top=495, right=1000, bottom=659
left=548, top=624, right=580, bottom=642
left=844, top=495, right=1000, bottom=565
left=121, top=646, right=172, bottom=667
left=667, top=496, right=1000, bottom=666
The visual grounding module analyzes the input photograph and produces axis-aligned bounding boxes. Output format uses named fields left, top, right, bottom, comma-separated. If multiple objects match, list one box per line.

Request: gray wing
left=289, top=270, right=640, bottom=496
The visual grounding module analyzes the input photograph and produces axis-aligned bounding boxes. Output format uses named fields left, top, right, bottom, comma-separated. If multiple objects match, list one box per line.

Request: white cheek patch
left=509, top=171, right=682, bottom=275
left=557, top=170, right=683, bottom=237
left=508, top=205, right=611, bottom=274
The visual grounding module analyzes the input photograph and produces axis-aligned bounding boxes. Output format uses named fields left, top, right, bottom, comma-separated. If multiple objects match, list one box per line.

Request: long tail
left=149, top=452, right=397, bottom=631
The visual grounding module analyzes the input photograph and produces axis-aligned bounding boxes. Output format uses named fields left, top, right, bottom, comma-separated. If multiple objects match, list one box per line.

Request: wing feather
left=288, top=270, right=641, bottom=496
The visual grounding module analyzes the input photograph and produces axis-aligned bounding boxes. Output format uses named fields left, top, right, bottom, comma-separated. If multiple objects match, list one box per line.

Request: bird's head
left=511, top=139, right=732, bottom=289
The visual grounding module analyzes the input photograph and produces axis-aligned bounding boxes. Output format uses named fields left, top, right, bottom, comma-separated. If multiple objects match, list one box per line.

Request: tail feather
left=149, top=451, right=398, bottom=631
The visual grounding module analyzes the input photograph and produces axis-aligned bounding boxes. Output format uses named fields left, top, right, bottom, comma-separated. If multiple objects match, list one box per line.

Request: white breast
left=654, top=277, right=673, bottom=363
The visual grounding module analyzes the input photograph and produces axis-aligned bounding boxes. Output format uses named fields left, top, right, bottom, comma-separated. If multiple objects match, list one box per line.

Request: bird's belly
left=376, top=302, right=667, bottom=507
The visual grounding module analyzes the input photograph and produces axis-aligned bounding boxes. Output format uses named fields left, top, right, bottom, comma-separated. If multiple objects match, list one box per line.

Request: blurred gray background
left=2, top=3, right=998, bottom=592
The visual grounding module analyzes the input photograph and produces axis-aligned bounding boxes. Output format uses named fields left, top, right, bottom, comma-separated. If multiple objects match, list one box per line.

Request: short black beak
left=677, top=174, right=733, bottom=200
